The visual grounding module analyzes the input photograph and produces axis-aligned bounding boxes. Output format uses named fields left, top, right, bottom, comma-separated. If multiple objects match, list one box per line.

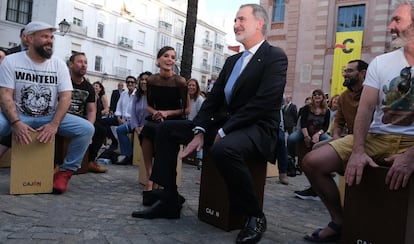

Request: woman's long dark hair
left=93, top=81, right=105, bottom=97
left=136, top=71, right=152, bottom=102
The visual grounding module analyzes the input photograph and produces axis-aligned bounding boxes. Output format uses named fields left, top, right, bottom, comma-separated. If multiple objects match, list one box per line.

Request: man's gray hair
left=240, top=4, right=269, bottom=36
left=395, top=1, right=414, bottom=22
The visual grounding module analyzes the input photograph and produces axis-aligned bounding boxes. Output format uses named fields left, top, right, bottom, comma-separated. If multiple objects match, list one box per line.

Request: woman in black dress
left=140, top=46, right=190, bottom=205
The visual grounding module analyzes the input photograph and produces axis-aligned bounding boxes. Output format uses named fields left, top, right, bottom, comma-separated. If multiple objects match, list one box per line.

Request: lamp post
left=56, top=19, right=71, bottom=36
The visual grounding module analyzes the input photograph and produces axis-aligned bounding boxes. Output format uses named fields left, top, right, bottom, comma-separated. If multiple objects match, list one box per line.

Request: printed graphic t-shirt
left=364, top=47, right=414, bottom=135
left=0, top=52, right=73, bottom=117
left=68, top=78, right=96, bottom=118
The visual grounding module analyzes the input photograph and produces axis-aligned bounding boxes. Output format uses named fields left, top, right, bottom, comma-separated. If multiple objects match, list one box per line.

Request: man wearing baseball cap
left=0, top=21, right=94, bottom=194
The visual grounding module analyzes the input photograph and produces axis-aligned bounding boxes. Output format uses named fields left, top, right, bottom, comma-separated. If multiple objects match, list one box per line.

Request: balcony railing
left=214, top=43, right=224, bottom=52
left=70, top=25, right=87, bottom=35
left=118, top=37, right=133, bottom=49
left=159, top=20, right=172, bottom=32
left=114, top=66, right=131, bottom=78
left=202, top=39, right=213, bottom=50
left=200, top=63, right=211, bottom=72
left=212, top=65, right=222, bottom=74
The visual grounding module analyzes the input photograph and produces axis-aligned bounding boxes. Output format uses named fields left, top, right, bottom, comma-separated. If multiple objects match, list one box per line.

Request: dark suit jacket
left=110, top=89, right=123, bottom=112
left=283, top=103, right=298, bottom=128
left=7, top=45, right=24, bottom=55
left=193, top=41, right=288, bottom=163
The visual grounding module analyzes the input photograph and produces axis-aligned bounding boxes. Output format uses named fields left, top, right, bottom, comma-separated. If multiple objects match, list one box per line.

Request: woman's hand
left=152, top=111, right=169, bottom=122
left=135, top=126, right=143, bottom=136
left=311, top=133, right=320, bottom=144
left=304, top=135, right=312, bottom=147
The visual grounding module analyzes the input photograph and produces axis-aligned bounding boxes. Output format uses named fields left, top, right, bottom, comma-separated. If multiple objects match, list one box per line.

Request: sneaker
left=113, top=155, right=131, bottom=165
left=294, top=187, right=320, bottom=201
left=88, top=161, right=108, bottom=173
left=53, top=171, right=74, bottom=194
left=117, top=155, right=126, bottom=163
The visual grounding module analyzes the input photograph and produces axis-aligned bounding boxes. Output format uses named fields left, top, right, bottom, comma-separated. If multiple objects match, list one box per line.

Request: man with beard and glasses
left=301, top=3, right=414, bottom=243
left=0, top=21, right=94, bottom=194
left=294, top=59, right=368, bottom=201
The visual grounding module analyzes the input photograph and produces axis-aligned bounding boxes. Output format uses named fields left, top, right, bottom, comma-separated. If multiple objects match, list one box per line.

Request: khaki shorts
left=329, top=133, right=414, bottom=166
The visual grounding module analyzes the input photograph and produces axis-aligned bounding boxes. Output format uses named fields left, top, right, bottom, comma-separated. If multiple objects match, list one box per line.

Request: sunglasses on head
left=398, top=66, right=412, bottom=94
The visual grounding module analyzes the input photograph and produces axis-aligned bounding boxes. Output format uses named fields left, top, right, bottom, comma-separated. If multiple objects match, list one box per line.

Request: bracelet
left=11, top=119, right=20, bottom=126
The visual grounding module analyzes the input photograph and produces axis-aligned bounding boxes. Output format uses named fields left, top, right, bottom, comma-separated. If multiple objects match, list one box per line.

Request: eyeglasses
left=312, top=93, right=323, bottom=97
left=126, top=80, right=136, bottom=84
left=343, top=68, right=357, bottom=74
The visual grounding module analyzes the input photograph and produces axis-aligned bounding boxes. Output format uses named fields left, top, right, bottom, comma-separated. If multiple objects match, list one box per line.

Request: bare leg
left=302, top=144, right=344, bottom=238
left=141, top=137, right=153, bottom=191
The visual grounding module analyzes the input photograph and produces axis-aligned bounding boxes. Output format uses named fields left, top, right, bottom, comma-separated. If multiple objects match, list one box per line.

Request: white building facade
left=0, top=0, right=227, bottom=93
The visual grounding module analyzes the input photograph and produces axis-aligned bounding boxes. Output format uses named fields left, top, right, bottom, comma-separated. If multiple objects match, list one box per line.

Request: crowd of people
left=1, top=2, right=414, bottom=244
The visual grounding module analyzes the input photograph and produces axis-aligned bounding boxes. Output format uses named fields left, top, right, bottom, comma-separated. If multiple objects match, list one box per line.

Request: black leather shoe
left=142, top=189, right=186, bottom=206
left=236, top=214, right=267, bottom=244
left=143, top=190, right=159, bottom=206
left=131, top=200, right=181, bottom=219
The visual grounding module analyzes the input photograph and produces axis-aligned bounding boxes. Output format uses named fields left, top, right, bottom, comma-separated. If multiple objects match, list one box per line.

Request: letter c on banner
left=342, top=38, right=355, bottom=54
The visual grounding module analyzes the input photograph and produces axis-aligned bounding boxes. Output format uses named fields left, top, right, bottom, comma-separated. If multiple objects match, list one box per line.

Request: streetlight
left=56, top=19, right=71, bottom=36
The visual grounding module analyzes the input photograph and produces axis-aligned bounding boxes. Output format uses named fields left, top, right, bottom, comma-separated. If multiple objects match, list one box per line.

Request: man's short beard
left=391, top=23, right=414, bottom=48
left=35, top=45, right=53, bottom=59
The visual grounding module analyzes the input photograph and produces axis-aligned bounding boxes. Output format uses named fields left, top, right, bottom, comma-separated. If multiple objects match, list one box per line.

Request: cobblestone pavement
left=0, top=163, right=329, bottom=244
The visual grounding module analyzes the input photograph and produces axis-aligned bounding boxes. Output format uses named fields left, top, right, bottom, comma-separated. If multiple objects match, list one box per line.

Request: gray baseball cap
left=23, top=21, right=57, bottom=35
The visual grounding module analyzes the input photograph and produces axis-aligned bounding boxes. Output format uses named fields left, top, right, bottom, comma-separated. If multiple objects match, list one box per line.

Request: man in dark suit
left=7, top=28, right=27, bottom=54
left=131, top=4, right=287, bottom=244
left=109, top=82, right=124, bottom=114
left=283, top=95, right=297, bottom=134
left=0, top=28, right=26, bottom=63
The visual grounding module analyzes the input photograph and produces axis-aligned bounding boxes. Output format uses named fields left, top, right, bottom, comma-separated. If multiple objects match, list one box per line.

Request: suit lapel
left=229, top=41, right=268, bottom=104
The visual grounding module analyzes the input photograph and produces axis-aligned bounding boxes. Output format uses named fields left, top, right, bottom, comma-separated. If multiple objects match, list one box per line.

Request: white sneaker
left=117, top=155, right=126, bottom=163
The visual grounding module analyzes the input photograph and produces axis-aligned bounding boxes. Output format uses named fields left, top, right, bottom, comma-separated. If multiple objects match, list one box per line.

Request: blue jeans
left=287, top=129, right=331, bottom=157
left=277, top=128, right=288, bottom=174
left=116, top=122, right=134, bottom=157
left=0, top=112, right=94, bottom=172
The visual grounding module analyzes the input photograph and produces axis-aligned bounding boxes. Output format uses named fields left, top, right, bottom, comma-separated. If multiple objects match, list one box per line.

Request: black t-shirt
left=68, top=78, right=95, bottom=118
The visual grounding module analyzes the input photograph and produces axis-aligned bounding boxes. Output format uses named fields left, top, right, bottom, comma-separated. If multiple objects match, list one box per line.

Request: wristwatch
left=193, top=128, right=204, bottom=135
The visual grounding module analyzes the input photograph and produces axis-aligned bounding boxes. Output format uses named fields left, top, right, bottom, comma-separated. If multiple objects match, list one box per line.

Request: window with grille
left=95, top=56, right=102, bottom=71
left=6, top=0, right=32, bottom=24
left=97, top=22, right=104, bottom=38
left=272, top=0, right=285, bottom=23
left=337, top=5, right=365, bottom=32
left=73, top=8, right=83, bottom=27
left=137, top=30, right=145, bottom=45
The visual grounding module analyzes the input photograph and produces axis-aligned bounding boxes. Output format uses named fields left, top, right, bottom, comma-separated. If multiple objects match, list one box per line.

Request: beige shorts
left=329, top=133, right=414, bottom=165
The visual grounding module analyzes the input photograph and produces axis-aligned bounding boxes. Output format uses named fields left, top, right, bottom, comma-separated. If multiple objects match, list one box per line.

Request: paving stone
left=0, top=161, right=329, bottom=243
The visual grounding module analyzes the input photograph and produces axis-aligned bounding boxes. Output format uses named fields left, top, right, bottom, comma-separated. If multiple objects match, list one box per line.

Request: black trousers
left=101, top=116, right=118, bottom=145
left=150, top=120, right=263, bottom=216
left=89, top=121, right=107, bottom=159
